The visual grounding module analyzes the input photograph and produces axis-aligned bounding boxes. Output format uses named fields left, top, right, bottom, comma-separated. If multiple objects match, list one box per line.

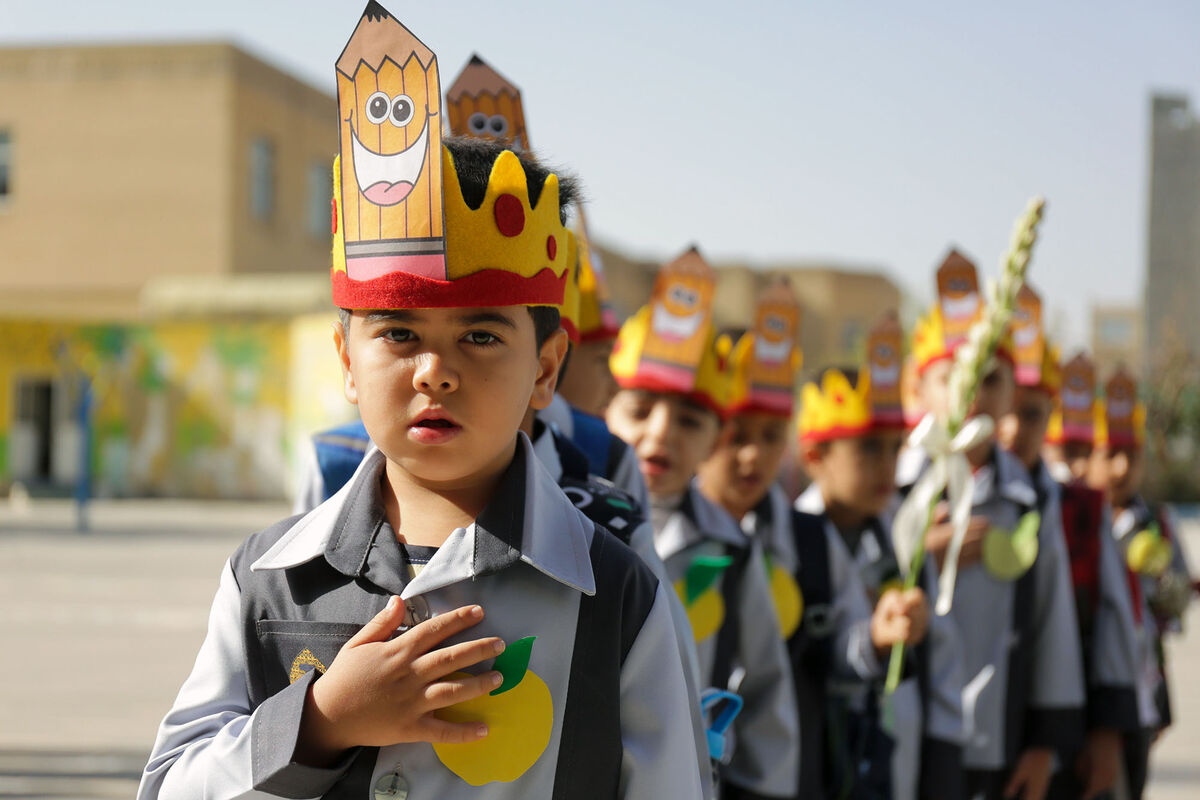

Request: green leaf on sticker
left=1146, top=521, right=1162, bottom=541
left=685, top=556, right=734, bottom=604
left=491, top=635, right=535, bottom=696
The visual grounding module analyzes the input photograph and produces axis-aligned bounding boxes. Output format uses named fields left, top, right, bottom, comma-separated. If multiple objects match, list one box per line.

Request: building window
left=249, top=137, right=275, bottom=221
left=0, top=130, right=11, bottom=202
left=307, top=161, right=333, bottom=239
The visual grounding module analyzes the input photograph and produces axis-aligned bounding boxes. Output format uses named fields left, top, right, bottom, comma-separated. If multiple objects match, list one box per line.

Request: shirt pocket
left=254, top=619, right=362, bottom=698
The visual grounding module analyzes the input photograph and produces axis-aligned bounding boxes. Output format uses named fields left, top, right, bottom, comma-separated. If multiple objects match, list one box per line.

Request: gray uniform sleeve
left=917, top=564, right=965, bottom=800
left=826, top=529, right=883, bottom=681
left=619, top=584, right=708, bottom=799
left=625, top=522, right=715, bottom=800
left=722, top=541, right=801, bottom=798
left=1088, top=505, right=1141, bottom=732
left=1025, top=494, right=1087, bottom=751
left=611, top=446, right=651, bottom=514
left=137, top=561, right=356, bottom=800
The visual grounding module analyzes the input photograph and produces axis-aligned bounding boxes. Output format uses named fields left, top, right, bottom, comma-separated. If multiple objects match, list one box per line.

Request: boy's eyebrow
left=456, top=310, right=518, bottom=329
left=363, top=310, right=418, bottom=324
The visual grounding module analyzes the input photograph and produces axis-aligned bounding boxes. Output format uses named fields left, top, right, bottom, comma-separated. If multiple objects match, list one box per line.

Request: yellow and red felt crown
left=912, top=249, right=1013, bottom=373
left=446, top=54, right=529, bottom=149
left=1048, top=352, right=1096, bottom=445
left=799, top=313, right=910, bottom=442
left=331, top=3, right=569, bottom=310
left=569, top=207, right=621, bottom=343
left=725, top=278, right=803, bottom=417
left=610, top=247, right=730, bottom=415
left=1097, top=368, right=1145, bottom=449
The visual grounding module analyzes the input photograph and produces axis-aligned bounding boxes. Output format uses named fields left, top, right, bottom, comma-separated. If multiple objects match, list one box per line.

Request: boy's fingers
left=422, top=671, right=504, bottom=709
left=348, top=596, right=405, bottom=646
left=395, top=605, right=486, bottom=657
left=417, top=713, right=491, bottom=744
left=412, top=636, right=505, bottom=681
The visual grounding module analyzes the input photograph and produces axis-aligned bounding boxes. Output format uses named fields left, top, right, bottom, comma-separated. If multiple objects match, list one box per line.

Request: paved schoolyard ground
left=1, top=498, right=1197, bottom=797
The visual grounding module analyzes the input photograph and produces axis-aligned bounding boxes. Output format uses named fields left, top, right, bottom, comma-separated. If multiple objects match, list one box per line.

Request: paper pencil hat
left=901, top=353, right=926, bottom=427
left=1098, top=368, right=1145, bottom=448
left=799, top=313, right=909, bottom=442
left=610, top=247, right=729, bottom=415
left=332, top=3, right=569, bottom=309
left=865, top=312, right=907, bottom=428
left=725, top=278, right=802, bottom=417
left=1048, top=352, right=1097, bottom=444
left=569, top=207, right=621, bottom=343
left=446, top=54, right=529, bottom=149
left=912, top=249, right=1012, bottom=373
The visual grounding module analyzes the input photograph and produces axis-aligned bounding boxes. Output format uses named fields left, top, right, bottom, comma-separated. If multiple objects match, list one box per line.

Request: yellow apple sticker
left=433, top=635, right=552, bottom=786
left=674, top=555, right=733, bottom=643
left=765, top=555, right=803, bottom=639
left=983, top=510, right=1040, bottom=581
left=1127, top=523, right=1172, bottom=577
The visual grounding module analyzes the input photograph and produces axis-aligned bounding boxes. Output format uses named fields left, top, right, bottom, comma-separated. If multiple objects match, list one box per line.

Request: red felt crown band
left=331, top=266, right=566, bottom=310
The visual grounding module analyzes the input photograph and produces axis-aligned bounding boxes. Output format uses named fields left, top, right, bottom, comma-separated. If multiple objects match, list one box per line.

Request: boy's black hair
left=443, top=134, right=579, bottom=222
left=338, top=306, right=560, bottom=350
left=336, top=137, right=577, bottom=349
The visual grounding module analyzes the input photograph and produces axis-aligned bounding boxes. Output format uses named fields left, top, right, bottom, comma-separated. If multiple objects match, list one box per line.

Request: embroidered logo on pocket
left=289, top=648, right=328, bottom=684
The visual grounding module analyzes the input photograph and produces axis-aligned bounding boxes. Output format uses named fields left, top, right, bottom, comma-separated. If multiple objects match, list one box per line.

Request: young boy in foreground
left=138, top=7, right=702, bottom=797
left=607, top=250, right=800, bottom=799
left=900, top=252, right=1084, bottom=800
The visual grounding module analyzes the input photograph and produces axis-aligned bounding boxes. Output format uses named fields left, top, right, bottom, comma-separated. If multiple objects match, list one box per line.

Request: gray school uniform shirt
left=139, top=435, right=704, bottom=800
left=1110, top=496, right=1192, bottom=730
left=795, top=485, right=965, bottom=800
left=747, top=484, right=884, bottom=798
left=896, top=445, right=1085, bottom=772
left=651, top=485, right=801, bottom=799
left=530, top=426, right=714, bottom=800
left=1030, top=462, right=1141, bottom=735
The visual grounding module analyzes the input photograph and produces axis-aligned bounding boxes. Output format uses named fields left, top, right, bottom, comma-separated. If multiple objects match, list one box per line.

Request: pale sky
left=4, top=0, right=1199, bottom=347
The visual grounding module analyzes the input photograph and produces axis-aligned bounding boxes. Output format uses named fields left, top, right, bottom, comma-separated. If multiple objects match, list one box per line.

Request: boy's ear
left=332, top=319, right=359, bottom=406
left=799, top=439, right=824, bottom=479
left=530, top=328, right=569, bottom=411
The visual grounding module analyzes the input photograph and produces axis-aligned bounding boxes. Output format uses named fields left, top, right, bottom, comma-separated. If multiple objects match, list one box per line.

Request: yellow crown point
left=911, top=305, right=949, bottom=373
left=799, top=368, right=874, bottom=442
left=557, top=229, right=581, bottom=341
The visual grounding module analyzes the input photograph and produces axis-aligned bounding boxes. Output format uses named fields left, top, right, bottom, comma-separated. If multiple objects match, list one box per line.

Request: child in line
left=139, top=7, right=703, bottom=797
left=900, top=251, right=1084, bottom=800
left=1090, top=369, right=1194, bottom=800
left=997, top=294, right=1141, bottom=800
left=791, top=314, right=964, bottom=800
left=607, top=249, right=800, bottom=799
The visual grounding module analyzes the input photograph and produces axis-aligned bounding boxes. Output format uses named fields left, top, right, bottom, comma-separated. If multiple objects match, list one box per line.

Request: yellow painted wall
left=0, top=316, right=343, bottom=499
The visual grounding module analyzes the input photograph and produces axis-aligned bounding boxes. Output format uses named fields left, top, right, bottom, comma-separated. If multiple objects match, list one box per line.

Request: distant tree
left=1143, top=327, right=1200, bottom=503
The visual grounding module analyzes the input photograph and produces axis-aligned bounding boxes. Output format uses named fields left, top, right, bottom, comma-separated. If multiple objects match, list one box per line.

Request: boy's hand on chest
left=294, top=598, right=505, bottom=766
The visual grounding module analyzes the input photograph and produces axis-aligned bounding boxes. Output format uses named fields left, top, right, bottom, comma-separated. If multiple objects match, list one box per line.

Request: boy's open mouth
left=414, top=418, right=456, bottom=428
left=408, top=410, right=462, bottom=444
left=641, top=454, right=673, bottom=476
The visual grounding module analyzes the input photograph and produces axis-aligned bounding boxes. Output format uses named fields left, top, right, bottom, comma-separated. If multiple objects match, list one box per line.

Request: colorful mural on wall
left=0, top=315, right=353, bottom=500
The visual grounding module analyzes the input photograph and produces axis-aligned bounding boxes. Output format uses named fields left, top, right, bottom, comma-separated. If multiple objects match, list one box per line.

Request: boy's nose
left=412, top=353, right=459, bottom=393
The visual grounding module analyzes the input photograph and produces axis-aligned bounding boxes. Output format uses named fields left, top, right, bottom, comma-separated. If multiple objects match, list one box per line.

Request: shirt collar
left=252, top=435, right=596, bottom=597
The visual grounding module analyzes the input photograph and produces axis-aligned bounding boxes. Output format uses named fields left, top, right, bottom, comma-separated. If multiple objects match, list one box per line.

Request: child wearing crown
left=1089, top=369, right=1194, bottom=800
left=605, top=250, right=800, bottom=799
left=899, top=251, right=1084, bottom=800
left=138, top=6, right=703, bottom=798
left=295, top=53, right=648, bottom=514
left=782, top=313, right=963, bottom=800
left=995, top=290, right=1141, bottom=800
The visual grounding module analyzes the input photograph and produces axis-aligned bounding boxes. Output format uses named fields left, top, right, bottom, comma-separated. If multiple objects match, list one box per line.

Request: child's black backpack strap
left=1003, top=489, right=1044, bottom=764
left=709, top=542, right=753, bottom=691
left=790, top=510, right=835, bottom=676
left=552, top=526, right=659, bottom=799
